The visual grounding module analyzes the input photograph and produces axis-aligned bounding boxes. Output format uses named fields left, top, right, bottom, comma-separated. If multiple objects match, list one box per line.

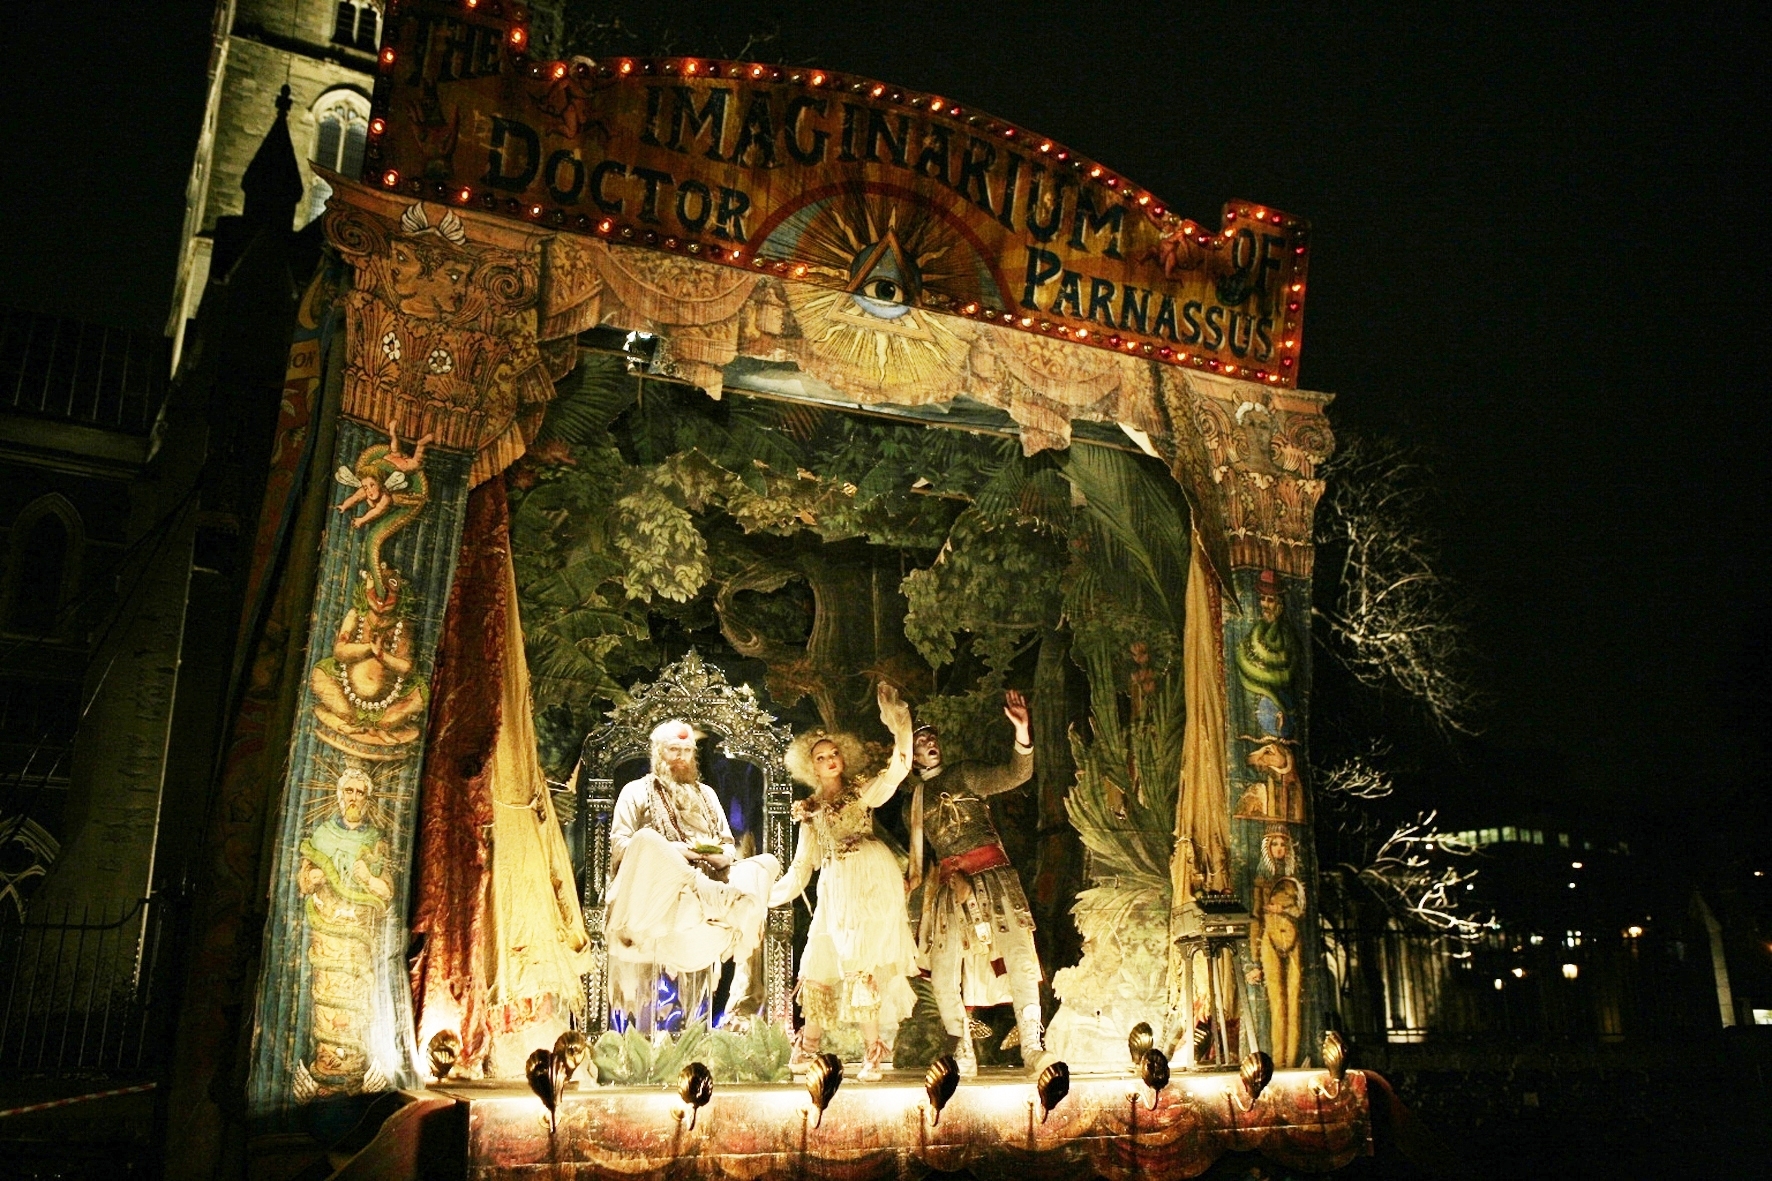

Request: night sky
left=4, top=2, right=1766, bottom=854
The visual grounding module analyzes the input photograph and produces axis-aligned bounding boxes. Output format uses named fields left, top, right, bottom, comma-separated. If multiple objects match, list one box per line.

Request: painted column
left=246, top=182, right=549, bottom=1116
left=1164, top=370, right=1334, bottom=1069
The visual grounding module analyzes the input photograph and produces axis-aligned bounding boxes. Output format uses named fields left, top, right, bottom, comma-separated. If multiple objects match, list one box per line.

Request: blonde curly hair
left=784, top=727, right=867, bottom=790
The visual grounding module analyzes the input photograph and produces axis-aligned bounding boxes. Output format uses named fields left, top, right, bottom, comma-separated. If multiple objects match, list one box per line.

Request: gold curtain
left=1173, top=526, right=1231, bottom=898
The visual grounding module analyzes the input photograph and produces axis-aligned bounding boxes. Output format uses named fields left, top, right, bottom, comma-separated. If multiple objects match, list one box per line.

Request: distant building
left=0, top=309, right=169, bottom=912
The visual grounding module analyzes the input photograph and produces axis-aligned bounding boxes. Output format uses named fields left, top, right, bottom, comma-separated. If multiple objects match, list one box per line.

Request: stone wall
left=169, top=3, right=375, bottom=357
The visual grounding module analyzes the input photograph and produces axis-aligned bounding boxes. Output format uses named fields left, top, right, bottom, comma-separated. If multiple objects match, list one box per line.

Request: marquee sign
left=367, top=1, right=1310, bottom=384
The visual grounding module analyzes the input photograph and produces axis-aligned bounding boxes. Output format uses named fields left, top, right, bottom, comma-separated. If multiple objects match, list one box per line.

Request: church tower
left=166, top=1, right=383, bottom=371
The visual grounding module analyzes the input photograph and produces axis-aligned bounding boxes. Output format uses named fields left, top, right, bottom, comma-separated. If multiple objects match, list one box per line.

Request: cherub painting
left=313, top=422, right=435, bottom=754
left=334, top=421, right=431, bottom=600
left=336, top=420, right=431, bottom=531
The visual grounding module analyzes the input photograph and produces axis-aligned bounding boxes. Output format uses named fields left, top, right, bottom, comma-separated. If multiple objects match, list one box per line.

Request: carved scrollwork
left=323, top=182, right=551, bottom=474
left=1165, top=372, right=1334, bottom=576
left=580, top=649, right=791, bottom=782
left=323, top=203, right=389, bottom=260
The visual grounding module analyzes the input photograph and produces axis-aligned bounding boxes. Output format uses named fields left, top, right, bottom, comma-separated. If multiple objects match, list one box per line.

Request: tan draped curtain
left=1173, top=526, right=1231, bottom=898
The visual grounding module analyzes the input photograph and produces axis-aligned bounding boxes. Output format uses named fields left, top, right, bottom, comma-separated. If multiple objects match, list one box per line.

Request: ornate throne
left=572, top=651, right=795, bottom=1035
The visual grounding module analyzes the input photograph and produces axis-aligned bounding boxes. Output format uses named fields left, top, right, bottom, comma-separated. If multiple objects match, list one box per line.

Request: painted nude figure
left=335, top=420, right=431, bottom=534
left=310, top=565, right=428, bottom=747
left=1249, top=827, right=1305, bottom=1067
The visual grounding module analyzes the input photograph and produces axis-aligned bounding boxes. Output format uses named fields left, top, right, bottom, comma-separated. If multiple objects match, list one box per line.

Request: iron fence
left=1325, top=925, right=1720, bottom=1046
left=0, top=897, right=171, bottom=1076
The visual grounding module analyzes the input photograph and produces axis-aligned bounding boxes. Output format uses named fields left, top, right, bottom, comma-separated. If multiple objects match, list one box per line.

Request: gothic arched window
left=306, top=90, right=372, bottom=224
left=4, top=496, right=81, bottom=638
left=312, top=94, right=370, bottom=178
left=333, top=2, right=382, bottom=53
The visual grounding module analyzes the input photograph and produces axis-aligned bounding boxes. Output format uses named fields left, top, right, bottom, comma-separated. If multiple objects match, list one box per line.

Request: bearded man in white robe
left=603, top=721, right=780, bottom=1034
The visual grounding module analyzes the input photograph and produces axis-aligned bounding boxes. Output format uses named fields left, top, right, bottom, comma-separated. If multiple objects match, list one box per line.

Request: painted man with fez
left=903, top=690, right=1045, bottom=1074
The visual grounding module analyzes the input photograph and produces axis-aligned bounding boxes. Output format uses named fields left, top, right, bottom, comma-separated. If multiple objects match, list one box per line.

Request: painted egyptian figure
left=294, top=767, right=394, bottom=1097
left=1250, top=827, right=1305, bottom=1067
left=770, top=682, right=916, bottom=1082
left=1236, top=737, right=1306, bottom=822
left=903, top=690, right=1044, bottom=1075
left=1236, top=568, right=1298, bottom=740
left=602, top=721, right=780, bottom=1035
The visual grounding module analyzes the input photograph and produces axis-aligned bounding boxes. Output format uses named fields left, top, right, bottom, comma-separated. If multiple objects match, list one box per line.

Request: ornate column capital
left=1165, top=371, right=1335, bottom=578
left=322, top=176, right=555, bottom=484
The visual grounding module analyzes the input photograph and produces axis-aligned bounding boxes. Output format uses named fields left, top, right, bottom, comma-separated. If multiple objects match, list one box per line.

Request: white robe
left=603, top=778, right=779, bottom=976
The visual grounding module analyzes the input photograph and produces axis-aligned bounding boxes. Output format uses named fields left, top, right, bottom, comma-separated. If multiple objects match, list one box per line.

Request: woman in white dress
left=769, top=682, right=917, bottom=1081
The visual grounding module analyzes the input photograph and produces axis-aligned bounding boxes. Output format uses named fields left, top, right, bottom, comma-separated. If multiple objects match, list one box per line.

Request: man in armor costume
left=904, top=691, right=1044, bottom=1073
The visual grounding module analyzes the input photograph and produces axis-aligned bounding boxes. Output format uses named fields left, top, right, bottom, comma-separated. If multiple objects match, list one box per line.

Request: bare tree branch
left=1314, top=433, right=1485, bottom=736
left=1342, top=811, right=1490, bottom=939
left=1317, top=747, right=1396, bottom=801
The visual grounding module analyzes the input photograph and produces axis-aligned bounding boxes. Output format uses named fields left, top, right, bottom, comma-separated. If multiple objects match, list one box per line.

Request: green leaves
left=1057, top=444, right=1191, bottom=642
left=612, top=468, right=710, bottom=604
left=535, top=353, right=639, bottom=447
left=589, top=1020, right=792, bottom=1086
left=902, top=509, right=1065, bottom=672
left=1065, top=662, right=1184, bottom=894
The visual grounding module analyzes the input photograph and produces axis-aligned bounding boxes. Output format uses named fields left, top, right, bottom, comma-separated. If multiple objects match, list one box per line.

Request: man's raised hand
left=1004, top=689, right=1032, bottom=745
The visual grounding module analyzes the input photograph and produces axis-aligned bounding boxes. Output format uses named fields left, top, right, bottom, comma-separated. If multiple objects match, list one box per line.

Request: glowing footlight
left=1137, top=1048, right=1170, bottom=1109
left=526, top=1048, right=566, bottom=1133
left=1320, top=1031, right=1346, bottom=1097
left=1036, top=1061, right=1071, bottom=1123
left=426, top=1030, right=460, bottom=1083
left=677, top=1062, right=713, bottom=1131
left=1237, top=1050, right=1274, bottom=1111
left=805, top=1052, right=843, bottom=1129
left=553, top=1029, right=589, bottom=1085
left=923, top=1055, right=960, bottom=1126
left=1127, top=1021, right=1154, bottom=1068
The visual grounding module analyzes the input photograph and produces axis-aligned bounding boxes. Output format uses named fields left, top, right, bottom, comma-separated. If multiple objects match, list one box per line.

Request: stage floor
left=415, top=1065, right=1373, bottom=1179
